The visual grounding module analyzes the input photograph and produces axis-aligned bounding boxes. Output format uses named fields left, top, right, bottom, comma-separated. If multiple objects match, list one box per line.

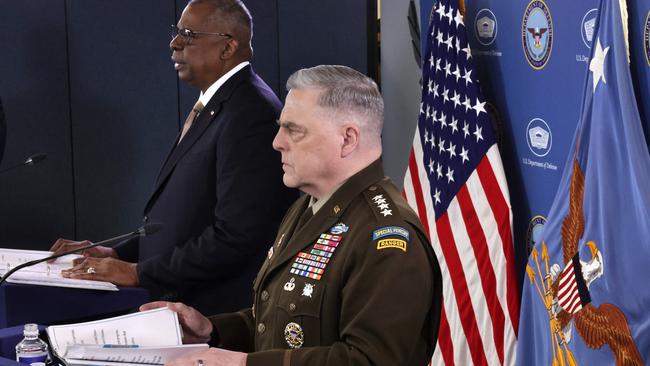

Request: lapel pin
left=284, top=277, right=296, bottom=292
left=301, top=283, right=314, bottom=298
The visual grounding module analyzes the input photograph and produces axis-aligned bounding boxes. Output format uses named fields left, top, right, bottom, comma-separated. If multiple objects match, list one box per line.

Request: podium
left=0, top=283, right=149, bottom=328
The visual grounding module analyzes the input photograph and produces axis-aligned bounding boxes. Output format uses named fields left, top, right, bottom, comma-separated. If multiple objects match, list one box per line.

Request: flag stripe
left=437, top=213, right=489, bottom=366
left=437, top=303, right=454, bottom=366
left=456, top=184, right=505, bottom=364
left=476, top=151, right=520, bottom=332
left=408, top=148, right=432, bottom=238
left=464, top=158, right=517, bottom=364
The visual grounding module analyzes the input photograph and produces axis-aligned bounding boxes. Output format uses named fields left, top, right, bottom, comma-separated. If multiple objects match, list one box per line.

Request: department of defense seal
left=522, top=0, right=553, bottom=69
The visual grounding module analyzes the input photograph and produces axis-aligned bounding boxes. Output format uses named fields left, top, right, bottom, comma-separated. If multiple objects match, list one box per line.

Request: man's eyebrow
left=277, top=120, right=304, bottom=130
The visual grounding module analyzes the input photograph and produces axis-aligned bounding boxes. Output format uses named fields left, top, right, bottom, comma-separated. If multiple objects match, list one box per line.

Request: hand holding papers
left=46, top=308, right=208, bottom=366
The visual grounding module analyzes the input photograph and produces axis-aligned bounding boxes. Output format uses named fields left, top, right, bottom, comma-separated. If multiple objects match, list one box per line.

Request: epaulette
left=363, top=184, right=411, bottom=253
left=363, top=184, right=401, bottom=223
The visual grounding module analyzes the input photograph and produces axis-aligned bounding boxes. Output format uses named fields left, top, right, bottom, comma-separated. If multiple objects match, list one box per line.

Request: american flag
left=402, top=0, right=519, bottom=364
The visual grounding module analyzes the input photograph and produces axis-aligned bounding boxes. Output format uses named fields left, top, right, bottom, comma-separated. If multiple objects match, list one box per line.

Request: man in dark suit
left=53, top=0, right=297, bottom=315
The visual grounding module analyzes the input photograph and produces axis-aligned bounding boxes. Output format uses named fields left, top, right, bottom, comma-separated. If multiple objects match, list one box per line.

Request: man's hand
left=140, top=302, right=213, bottom=344
left=61, top=257, right=138, bottom=286
left=49, top=239, right=117, bottom=263
left=166, top=348, right=246, bottom=366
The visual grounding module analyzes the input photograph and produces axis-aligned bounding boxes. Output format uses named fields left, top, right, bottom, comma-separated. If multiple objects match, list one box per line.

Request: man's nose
left=272, top=130, right=285, bottom=152
left=170, top=35, right=182, bottom=50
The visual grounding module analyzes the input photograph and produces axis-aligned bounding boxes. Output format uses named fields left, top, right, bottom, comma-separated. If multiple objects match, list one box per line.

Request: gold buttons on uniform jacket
left=257, top=323, right=266, bottom=334
left=261, top=290, right=269, bottom=301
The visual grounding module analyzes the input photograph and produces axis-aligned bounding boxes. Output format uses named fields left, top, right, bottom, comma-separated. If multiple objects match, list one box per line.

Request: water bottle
left=15, top=323, right=49, bottom=365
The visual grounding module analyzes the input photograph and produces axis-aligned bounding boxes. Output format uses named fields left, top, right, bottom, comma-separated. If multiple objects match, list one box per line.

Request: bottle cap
left=23, top=323, right=39, bottom=337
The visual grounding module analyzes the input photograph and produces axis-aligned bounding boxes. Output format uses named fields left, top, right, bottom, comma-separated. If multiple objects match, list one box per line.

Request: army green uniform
left=209, top=159, right=442, bottom=365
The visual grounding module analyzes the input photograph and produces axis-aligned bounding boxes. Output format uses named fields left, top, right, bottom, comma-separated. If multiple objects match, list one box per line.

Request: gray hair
left=190, top=0, right=252, bottom=46
left=286, top=65, right=384, bottom=140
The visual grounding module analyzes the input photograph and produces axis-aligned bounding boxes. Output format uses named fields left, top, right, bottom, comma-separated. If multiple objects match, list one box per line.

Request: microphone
left=0, top=223, right=163, bottom=286
left=0, top=153, right=47, bottom=174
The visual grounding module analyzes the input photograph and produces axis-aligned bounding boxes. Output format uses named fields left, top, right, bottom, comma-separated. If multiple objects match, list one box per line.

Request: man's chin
left=282, top=175, right=300, bottom=189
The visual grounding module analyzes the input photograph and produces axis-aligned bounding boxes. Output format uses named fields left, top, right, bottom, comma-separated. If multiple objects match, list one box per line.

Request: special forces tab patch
left=372, top=226, right=410, bottom=241
left=376, top=238, right=407, bottom=252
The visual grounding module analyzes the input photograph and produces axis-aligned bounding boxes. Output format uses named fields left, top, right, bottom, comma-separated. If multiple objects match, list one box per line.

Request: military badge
left=301, top=283, right=314, bottom=298
left=284, top=322, right=304, bottom=349
left=284, top=277, right=296, bottom=292
left=376, top=238, right=407, bottom=252
left=329, top=222, right=349, bottom=234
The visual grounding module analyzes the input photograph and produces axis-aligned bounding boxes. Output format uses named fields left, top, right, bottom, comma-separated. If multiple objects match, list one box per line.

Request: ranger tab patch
left=377, top=238, right=407, bottom=252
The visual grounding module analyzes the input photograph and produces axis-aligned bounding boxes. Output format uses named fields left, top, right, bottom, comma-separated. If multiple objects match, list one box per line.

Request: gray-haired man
left=142, top=65, right=443, bottom=366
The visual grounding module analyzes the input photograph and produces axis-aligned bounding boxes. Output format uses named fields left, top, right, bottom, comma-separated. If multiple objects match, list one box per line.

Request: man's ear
left=341, top=124, right=360, bottom=158
left=221, top=38, right=240, bottom=59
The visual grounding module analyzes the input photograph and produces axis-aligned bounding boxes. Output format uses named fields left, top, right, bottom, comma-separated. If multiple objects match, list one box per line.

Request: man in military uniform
left=142, top=65, right=442, bottom=366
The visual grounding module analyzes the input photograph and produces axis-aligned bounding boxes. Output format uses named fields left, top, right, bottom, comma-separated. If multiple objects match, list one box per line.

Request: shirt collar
left=308, top=181, right=346, bottom=214
left=199, top=61, right=250, bottom=106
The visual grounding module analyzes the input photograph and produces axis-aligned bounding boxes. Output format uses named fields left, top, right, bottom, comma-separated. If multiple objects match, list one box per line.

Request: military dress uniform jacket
left=209, top=159, right=443, bottom=366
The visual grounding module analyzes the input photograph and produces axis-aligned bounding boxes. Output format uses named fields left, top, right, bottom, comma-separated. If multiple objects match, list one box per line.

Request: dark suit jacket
left=115, top=65, right=297, bottom=315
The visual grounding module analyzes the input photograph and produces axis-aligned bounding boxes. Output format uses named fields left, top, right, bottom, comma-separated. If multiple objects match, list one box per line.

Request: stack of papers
left=0, top=248, right=117, bottom=291
left=47, top=308, right=208, bottom=365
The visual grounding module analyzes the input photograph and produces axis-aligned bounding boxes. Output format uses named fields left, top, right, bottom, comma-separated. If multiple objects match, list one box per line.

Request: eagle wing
left=560, top=160, right=584, bottom=263
left=574, top=303, right=643, bottom=365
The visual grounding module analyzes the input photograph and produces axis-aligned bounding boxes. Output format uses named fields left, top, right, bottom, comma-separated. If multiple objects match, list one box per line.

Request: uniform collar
left=313, top=159, right=384, bottom=218
left=265, top=158, right=386, bottom=273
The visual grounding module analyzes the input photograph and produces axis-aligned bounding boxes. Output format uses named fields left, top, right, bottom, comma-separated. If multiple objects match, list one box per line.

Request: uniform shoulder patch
left=372, top=226, right=410, bottom=241
left=376, top=238, right=407, bottom=252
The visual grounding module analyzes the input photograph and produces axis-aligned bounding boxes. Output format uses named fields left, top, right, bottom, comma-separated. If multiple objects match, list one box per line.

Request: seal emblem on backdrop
left=526, top=118, right=552, bottom=157
left=475, top=9, right=498, bottom=46
left=525, top=216, right=546, bottom=256
left=522, top=0, right=553, bottom=69
left=581, top=9, right=598, bottom=49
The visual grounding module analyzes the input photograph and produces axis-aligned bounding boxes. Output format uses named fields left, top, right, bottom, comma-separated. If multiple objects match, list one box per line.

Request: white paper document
left=47, top=308, right=207, bottom=365
left=0, top=248, right=117, bottom=291
left=65, top=344, right=207, bottom=366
